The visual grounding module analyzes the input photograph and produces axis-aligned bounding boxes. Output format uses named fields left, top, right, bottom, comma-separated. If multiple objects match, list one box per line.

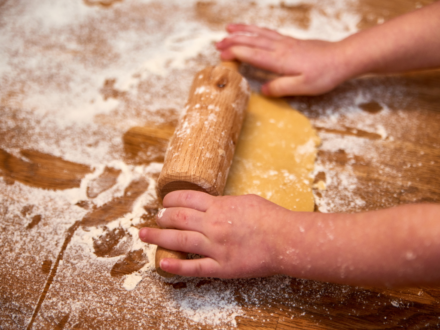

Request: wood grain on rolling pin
left=157, top=63, right=250, bottom=199
left=155, top=63, right=250, bottom=277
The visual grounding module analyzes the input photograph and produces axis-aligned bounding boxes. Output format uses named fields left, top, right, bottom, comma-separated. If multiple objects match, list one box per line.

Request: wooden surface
left=1, top=0, right=440, bottom=329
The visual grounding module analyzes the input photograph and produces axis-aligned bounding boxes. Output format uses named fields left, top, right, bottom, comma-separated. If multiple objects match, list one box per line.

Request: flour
left=0, top=0, right=376, bottom=328
left=157, top=208, right=166, bottom=219
left=278, top=0, right=359, bottom=41
left=123, top=273, right=143, bottom=291
left=240, top=76, right=251, bottom=97
left=313, top=162, right=367, bottom=213
left=319, top=132, right=373, bottom=156
left=195, top=86, right=208, bottom=94
left=175, top=284, right=242, bottom=326
left=376, top=124, right=388, bottom=139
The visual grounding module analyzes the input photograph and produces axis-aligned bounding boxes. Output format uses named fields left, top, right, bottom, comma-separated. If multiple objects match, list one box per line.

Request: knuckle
left=194, top=262, right=204, bottom=277
left=244, top=194, right=263, bottom=209
left=277, top=53, right=289, bottom=75
left=174, top=209, right=188, bottom=225
left=176, top=231, right=189, bottom=248
left=254, top=49, right=266, bottom=61
left=172, top=210, right=189, bottom=226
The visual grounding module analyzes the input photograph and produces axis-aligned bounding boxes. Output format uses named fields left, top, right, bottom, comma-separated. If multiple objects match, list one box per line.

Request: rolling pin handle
left=155, top=246, right=187, bottom=278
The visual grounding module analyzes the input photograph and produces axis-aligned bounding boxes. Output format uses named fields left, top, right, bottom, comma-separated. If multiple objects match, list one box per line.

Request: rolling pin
left=155, top=61, right=250, bottom=277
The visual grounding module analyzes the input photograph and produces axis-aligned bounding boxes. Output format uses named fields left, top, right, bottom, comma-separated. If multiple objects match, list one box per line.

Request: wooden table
left=1, top=0, right=440, bottom=329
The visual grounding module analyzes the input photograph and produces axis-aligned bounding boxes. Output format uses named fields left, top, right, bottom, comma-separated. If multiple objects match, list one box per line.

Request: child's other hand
left=216, top=24, right=348, bottom=96
left=139, top=190, right=291, bottom=278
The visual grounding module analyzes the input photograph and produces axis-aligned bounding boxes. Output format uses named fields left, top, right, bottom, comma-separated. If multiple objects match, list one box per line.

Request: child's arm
left=139, top=3, right=440, bottom=286
left=139, top=191, right=440, bottom=287
left=215, top=1, right=440, bottom=96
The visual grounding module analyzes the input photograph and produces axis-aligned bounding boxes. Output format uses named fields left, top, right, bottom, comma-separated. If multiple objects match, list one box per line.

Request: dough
left=224, top=94, right=319, bottom=212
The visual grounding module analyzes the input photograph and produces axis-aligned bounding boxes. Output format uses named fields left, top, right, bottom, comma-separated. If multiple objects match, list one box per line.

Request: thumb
left=262, top=76, right=308, bottom=97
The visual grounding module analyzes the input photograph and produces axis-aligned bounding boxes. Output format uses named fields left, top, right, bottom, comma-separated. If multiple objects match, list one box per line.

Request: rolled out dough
left=224, top=94, right=319, bottom=212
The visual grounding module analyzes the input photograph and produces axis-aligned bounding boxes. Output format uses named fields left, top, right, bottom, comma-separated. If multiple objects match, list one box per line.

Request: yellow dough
left=224, top=94, right=319, bottom=212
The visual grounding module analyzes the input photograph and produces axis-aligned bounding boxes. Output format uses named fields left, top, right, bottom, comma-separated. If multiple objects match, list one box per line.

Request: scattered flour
left=123, top=273, right=143, bottom=291
left=3, top=0, right=412, bottom=328
left=175, top=285, right=242, bottom=326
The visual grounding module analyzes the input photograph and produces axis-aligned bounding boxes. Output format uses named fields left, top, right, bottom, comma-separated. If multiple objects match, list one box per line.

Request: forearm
left=278, top=204, right=440, bottom=287
left=338, top=1, right=440, bottom=79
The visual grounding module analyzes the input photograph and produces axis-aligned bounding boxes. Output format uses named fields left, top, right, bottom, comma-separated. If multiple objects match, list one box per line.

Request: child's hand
left=216, top=24, right=348, bottom=96
left=138, top=190, right=440, bottom=285
left=139, top=190, right=293, bottom=278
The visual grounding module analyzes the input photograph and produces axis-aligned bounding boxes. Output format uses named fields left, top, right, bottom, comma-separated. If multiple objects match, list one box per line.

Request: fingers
left=160, top=257, right=222, bottom=278
left=157, top=207, right=205, bottom=232
left=139, top=227, right=211, bottom=256
left=216, top=34, right=276, bottom=51
left=262, top=76, right=308, bottom=97
left=163, top=190, right=214, bottom=212
left=226, top=24, right=283, bottom=41
left=220, top=46, right=283, bottom=73
left=263, top=75, right=335, bottom=96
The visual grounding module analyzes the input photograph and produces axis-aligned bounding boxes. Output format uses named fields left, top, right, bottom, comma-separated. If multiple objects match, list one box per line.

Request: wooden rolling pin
left=155, top=61, right=250, bottom=277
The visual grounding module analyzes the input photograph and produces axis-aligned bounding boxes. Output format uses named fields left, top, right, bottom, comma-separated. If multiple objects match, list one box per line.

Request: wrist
left=330, top=38, right=368, bottom=83
left=275, top=211, right=346, bottom=279
left=270, top=210, right=319, bottom=276
left=267, top=208, right=299, bottom=276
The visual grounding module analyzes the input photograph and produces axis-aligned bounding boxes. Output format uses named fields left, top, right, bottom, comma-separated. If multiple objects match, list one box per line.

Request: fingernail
left=156, top=208, right=166, bottom=227
left=157, top=208, right=166, bottom=219
left=160, top=259, right=169, bottom=270
left=139, top=228, right=148, bottom=241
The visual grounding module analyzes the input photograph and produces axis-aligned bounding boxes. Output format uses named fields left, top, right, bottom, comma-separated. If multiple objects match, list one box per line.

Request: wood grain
left=157, top=64, right=249, bottom=199
left=0, top=149, right=91, bottom=190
